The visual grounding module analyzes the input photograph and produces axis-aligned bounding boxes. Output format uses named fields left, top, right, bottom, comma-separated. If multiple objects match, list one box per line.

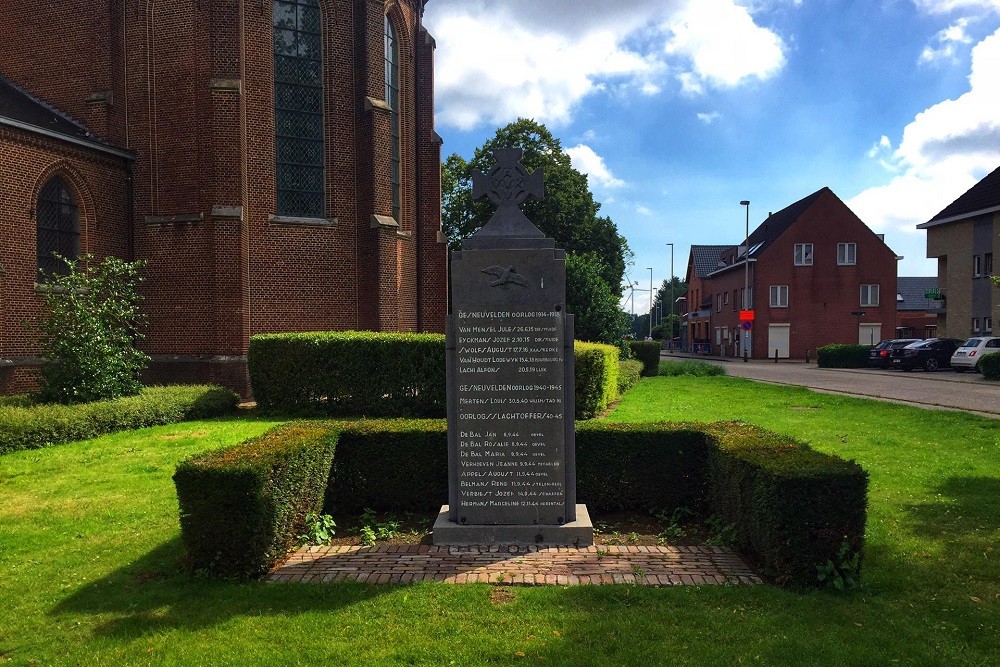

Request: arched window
left=384, top=15, right=400, bottom=223
left=273, top=0, right=324, bottom=218
left=36, top=176, right=80, bottom=279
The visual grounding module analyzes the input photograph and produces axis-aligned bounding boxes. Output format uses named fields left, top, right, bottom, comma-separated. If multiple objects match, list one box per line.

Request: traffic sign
left=741, top=321, right=752, bottom=331
left=739, top=310, right=755, bottom=322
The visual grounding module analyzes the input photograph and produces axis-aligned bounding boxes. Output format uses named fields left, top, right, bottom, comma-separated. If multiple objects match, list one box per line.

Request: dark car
left=891, top=338, right=964, bottom=371
left=869, top=339, right=922, bottom=368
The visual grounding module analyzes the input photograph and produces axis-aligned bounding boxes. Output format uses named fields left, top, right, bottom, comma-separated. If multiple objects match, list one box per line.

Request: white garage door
left=858, top=324, right=881, bottom=346
left=767, top=324, right=790, bottom=359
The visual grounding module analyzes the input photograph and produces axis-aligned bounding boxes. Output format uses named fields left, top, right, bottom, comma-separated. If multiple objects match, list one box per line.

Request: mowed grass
left=0, top=380, right=998, bottom=666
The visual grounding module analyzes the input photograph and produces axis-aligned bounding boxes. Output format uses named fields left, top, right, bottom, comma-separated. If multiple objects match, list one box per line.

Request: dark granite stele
left=432, top=504, right=594, bottom=547
left=433, top=148, right=593, bottom=547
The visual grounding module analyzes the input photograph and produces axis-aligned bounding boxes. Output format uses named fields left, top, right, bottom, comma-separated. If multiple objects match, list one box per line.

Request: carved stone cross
left=469, top=148, right=546, bottom=240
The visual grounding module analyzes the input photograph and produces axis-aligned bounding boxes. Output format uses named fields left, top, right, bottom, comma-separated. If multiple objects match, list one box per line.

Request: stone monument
left=432, top=148, right=593, bottom=546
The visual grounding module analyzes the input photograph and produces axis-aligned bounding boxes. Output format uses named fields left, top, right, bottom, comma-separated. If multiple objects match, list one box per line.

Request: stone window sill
left=268, top=215, right=339, bottom=228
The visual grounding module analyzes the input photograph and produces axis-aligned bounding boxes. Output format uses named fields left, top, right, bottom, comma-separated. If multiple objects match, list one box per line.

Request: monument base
left=432, top=504, right=594, bottom=547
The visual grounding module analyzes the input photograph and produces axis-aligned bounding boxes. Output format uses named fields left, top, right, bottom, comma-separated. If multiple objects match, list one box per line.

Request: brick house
left=896, top=277, right=943, bottom=338
left=683, top=245, right=734, bottom=352
left=916, top=164, right=999, bottom=339
left=705, top=188, right=898, bottom=358
left=0, top=0, right=447, bottom=396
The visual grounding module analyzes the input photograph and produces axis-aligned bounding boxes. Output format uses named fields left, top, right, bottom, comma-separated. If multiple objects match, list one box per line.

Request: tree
left=441, top=118, right=631, bottom=295
left=565, top=254, right=628, bottom=344
left=36, top=255, right=149, bottom=404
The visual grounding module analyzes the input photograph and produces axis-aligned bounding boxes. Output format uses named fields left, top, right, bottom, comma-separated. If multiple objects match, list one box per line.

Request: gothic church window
left=36, top=176, right=80, bottom=280
left=273, top=0, right=324, bottom=218
left=385, top=15, right=400, bottom=223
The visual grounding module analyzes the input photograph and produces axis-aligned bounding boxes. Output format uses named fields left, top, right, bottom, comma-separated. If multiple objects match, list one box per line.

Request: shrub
left=703, top=422, right=868, bottom=587
left=658, top=360, right=726, bottom=377
left=248, top=331, right=447, bottom=417
left=817, top=344, right=871, bottom=368
left=35, top=255, right=149, bottom=404
left=617, top=360, right=643, bottom=395
left=626, top=341, right=661, bottom=376
left=314, top=419, right=867, bottom=587
left=0, top=385, right=239, bottom=455
left=980, top=351, right=1000, bottom=380
left=574, top=341, right=621, bottom=419
left=173, top=422, right=338, bottom=579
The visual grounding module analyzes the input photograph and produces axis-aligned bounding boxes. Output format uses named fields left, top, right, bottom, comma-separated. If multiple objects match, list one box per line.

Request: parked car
left=951, top=336, right=1000, bottom=372
left=891, top=338, right=963, bottom=371
left=870, top=339, right=922, bottom=368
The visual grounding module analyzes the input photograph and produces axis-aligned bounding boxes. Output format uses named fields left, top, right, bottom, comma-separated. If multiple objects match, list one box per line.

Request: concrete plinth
left=432, top=504, right=594, bottom=547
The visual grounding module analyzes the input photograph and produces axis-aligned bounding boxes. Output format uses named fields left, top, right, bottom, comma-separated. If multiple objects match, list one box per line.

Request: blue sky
left=422, top=0, right=1000, bottom=314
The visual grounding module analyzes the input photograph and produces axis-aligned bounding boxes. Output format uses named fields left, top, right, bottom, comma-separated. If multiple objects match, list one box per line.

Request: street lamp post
left=666, top=242, right=674, bottom=349
left=740, top=200, right=750, bottom=362
left=647, top=267, right=653, bottom=339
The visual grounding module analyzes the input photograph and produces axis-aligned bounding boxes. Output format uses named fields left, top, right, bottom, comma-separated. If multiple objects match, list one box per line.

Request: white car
left=950, top=336, right=1000, bottom=372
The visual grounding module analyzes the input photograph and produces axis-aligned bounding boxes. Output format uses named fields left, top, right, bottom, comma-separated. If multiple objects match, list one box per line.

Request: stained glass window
left=274, top=0, right=324, bottom=218
left=36, top=176, right=80, bottom=280
left=385, top=15, right=400, bottom=223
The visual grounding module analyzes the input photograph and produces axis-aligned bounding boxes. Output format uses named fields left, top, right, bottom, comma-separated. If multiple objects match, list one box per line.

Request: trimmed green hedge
left=980, top=351, right=1000, bottom=380
left=311, top=418, right=866, bottom=587
left=617, top=359, right=643, bottom=395
left=574, top=341, right=621, bottom=419
left=626, top=341, right=661, bottom=376
left=702, top=422, right=868, bottom=587
left=173, top=421, right=338, bottom=579
left=0, top=385, right=239, bottom=455
left=817, top=344, right=872, bottom=368
left=248, top=331, right=447, bottom=417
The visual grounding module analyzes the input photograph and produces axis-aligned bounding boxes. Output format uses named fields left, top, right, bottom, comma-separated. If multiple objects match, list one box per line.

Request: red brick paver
left=268, top=545, right=761, bottom=586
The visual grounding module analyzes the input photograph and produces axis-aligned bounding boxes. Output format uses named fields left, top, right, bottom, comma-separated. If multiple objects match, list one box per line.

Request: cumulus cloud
left=919, top=17, right=974, bottom=63
left=423, top=0, right=788, bottom=130
left=636, top=205, right=653, bottom=216
left=848, top=28, right=1000, bottom=237
left=912, top=0, right=1000, bottom=14
left=565, top=144, right=626, bottom=189
left=697, top=111, right=722, bottom=124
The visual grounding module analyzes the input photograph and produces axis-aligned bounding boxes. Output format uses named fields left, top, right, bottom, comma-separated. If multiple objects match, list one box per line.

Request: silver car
left=950, top=336, right=1000, bottom=372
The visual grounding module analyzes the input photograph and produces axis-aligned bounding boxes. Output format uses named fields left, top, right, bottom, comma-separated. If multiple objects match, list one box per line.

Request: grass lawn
left=1, top=379, right=998, bottom=666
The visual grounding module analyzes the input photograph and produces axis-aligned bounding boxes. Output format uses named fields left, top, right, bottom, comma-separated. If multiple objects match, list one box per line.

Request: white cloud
left=423, top=0, right=787, bottom=130
left=665, top=0, right=786, bottom=90
left=919, top=17, right=974, bottom=63
left=849, top=28, right=1000, bottom=239
left=565, top=144, right=626, bottom=189
left=697, top=111, right=722, bottom=124
left=913, top=0, right=1000, bottom=14
left=636, top=205, right=653, bottom=216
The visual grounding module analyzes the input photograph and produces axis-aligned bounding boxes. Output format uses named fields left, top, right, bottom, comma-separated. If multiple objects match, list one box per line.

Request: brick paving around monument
left=268, top=544, right=761, bottom=586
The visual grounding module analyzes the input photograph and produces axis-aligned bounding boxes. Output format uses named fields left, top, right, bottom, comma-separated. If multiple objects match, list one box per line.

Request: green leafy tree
left=566, top=253, right=628, bottom=344
left=441, top=118, right=631, bottom=294
left=36, top=255, right=149, bottom=404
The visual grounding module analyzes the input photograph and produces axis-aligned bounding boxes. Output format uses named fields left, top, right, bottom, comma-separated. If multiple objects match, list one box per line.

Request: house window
left=794, top=243, right=813, bottom=266
left=837, top=242, right=857, bottom=265
left=723, top=291, right=729, bottom=305
left=973, top=255, right=982, bottom=277
left=769, top=285, right=788, bottom=308
left=384, top=15, right=400, bottom=223
left=273, top=0, right=324, bottom=218
left=860, top=284, right=880, bottom=307
left=732, top=290, right=737, bottom=311
left=717, top=294, right=722, bottom=312
left=986, top=317, right=993, bottom=333
left=715, top=327, right=721, bottom=345
left=36, top=176, right=80, bottom=280
left=985, top=253, right=993, bottom=276
left=972, top=317, right=980, bottom=332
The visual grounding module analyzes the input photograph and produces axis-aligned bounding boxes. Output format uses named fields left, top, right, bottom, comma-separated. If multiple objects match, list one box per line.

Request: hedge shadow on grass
left=50, top=537, right=395, bottom=636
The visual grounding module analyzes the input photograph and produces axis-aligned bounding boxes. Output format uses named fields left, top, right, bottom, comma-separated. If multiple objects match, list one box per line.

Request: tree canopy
left=441, top=118, right=631, bottom=296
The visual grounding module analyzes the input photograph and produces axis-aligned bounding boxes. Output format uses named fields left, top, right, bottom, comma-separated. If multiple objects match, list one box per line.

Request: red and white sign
left=739, top=310, right=755, bottom=322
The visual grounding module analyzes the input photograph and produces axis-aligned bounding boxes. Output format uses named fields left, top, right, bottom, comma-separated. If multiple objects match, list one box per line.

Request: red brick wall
left=0, top=128, right=131, bottom=393
left=710, top=190, right=897, bottom=358
left=1, top=0, right=446, bottom=395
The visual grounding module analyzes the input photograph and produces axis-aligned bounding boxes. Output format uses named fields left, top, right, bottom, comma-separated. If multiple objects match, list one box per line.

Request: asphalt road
left=661, top=353, right=1000, bottom=419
